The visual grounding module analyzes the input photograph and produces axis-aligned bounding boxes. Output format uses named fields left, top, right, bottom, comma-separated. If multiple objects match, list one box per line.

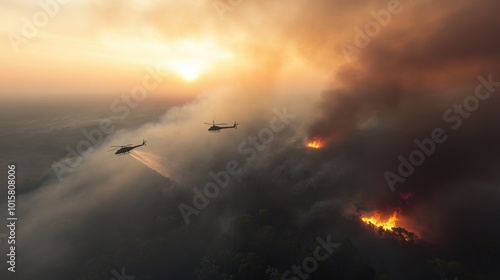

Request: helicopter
left=204, top=121, right=238, bottom=132
left=108, top=140, right=147, bottom=155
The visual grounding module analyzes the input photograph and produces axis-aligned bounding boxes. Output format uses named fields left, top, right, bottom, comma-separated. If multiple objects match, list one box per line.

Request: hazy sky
left=1, top=0, right=336, bottom=99
left=1, top=0, right=500, bottom=279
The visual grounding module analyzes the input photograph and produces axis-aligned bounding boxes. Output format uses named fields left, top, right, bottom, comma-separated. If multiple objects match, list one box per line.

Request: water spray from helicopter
left=130, top=150, right=171, bottom=179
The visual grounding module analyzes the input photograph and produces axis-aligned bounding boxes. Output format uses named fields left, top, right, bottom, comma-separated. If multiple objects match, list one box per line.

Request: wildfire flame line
left=361, top=211, right=398, bottom=231
left=360, top=211, right=418, bottom=242
left=130, top=150, right=170, bottom=179
left=306, top=139, right=322, bottom=149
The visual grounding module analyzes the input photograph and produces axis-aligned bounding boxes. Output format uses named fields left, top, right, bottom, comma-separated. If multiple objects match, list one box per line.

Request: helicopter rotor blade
left=110, top=144, right=132, bottom=148
left=204, top=121, right=227, bottom=125
left=107, top=148, right=119, bottom=152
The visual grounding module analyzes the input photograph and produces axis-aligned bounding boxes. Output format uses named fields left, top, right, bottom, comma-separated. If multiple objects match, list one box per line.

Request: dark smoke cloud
left=308, top=0, right=500, bottom=254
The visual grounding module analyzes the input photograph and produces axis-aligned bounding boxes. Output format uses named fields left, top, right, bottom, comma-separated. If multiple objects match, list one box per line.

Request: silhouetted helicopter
left=108, top=140, right=147, bottom=155
left=204, top=121, right=238, bottom=132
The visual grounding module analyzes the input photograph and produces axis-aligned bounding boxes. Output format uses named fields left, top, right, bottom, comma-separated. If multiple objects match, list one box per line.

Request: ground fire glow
left=306, top=138, right=323, bottom=149
left=361, top=211, right=398, bottom=231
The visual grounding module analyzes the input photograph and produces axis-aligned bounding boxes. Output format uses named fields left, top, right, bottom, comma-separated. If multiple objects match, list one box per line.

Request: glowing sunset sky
left=1, top=0, right=342, bottom=99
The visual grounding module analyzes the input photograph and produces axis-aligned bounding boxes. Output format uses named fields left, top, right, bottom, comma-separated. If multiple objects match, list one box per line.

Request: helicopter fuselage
left=112, top=141, right=146, bottom=155
left=208, top=124, right=237, bottom=132
left=115, top=146, right=135, bottom=154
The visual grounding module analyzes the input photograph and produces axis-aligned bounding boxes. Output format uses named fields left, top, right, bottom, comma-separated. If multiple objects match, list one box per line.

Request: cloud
left=307, top=0, right=500, bottom=246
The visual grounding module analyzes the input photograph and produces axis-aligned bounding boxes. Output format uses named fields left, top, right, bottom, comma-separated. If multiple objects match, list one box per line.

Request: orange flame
left=306, top=138, right=323, bottom=149
left=361, top=211, right=398, bottom=231
left=361, top=211, right=418, bottom=242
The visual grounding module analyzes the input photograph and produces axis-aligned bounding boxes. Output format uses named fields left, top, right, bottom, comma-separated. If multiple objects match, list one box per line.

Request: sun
left=175, top=61, right=203, bottom=81
left=160, top=58, right=206, bottom=82
left=100, top=34, right=233, bottom=82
